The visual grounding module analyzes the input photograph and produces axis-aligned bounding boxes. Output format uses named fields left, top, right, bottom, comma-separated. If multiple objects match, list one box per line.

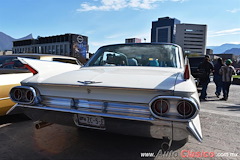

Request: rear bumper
left=13, top=104, right=202, bottom=142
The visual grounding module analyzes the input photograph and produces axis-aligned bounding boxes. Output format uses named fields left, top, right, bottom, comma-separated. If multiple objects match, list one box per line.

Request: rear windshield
left=86, top=44, right=182, bottom=68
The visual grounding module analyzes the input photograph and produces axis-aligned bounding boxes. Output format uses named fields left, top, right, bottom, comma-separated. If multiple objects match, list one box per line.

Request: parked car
left=9, top=43, right=202, bottom=149
left=235, top=68, right=240, bottom=75
left=188, top=56, right=205, bottom=86
left=0, top=54, right=81, bottom=116
left=188, top=56, right=215, bottom=86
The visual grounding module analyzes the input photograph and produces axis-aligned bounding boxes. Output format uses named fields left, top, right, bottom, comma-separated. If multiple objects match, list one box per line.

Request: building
left=13, top=33, right=89, bottom=61
left=206, top=49, right=213, bottom=55
left=151, top=17, right=181, bottom=43
left=175, top=24, right=207, bottom=55
left=151, top=17, right=207, bottom=56
left=0, top=50, right=12, bottom=55
left=125, top=38, right=141, bottom=43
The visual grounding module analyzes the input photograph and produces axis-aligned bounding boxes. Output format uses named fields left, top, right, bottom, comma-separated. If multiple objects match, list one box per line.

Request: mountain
left=207, top=44, right=240, bottom=54
left=0, top=32, right=33, bottom=51
left=0, top=32, right=14, bottom=51
left=224, top=48, right=240, bottom=55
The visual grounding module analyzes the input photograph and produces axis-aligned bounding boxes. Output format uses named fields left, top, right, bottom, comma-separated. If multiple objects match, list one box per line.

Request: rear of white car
left=9, top=43, right=202, bottom=149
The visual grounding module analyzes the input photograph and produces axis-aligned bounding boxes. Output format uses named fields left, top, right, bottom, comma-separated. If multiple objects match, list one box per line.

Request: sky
left=0, top=0, right=240, bottom=53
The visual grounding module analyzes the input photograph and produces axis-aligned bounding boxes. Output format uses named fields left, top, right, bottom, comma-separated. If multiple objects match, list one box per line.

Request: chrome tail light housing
left=177, top=101, right=196, bottom=119
left=149, top=96, right=199, bottom=121
left=10, top=86, right=39, bottom=105
left=151, top=99, right=169, bottom=116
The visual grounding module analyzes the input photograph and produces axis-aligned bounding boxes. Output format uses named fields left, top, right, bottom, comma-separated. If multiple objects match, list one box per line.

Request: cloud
left=76, top=0, right=186, bottom=12
left=78, top=0, right=127, bottom=12
left=228, top=41, right=240, bottom=44
left=209, top=28, right=240, bottom=37
left=226, top=8, right=240, bottom=13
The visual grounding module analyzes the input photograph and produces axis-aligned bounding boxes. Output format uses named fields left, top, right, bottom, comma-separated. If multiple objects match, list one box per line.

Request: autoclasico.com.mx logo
left=140, top=150, right=239, bottom=159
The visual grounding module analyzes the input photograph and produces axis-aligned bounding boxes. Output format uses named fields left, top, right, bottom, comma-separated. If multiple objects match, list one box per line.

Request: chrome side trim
left=6, top=103, right=19, bottom=115
left=77, top=81, right=102, bottom=85
left=24, top=82, right=174, bottom=93
left=0, top=97, right=10, bottom=101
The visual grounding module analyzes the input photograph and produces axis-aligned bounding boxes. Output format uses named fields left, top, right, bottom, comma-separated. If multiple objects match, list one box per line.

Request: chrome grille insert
left=41, top=96, right=151, bottom=118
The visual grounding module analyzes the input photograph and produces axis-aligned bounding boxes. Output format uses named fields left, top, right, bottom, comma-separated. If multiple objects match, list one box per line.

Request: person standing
left=219, top=59, right=236, bottom=101
left=213, top=58, right=224, bottom=98
left=198, top=55, right=214, bottom=101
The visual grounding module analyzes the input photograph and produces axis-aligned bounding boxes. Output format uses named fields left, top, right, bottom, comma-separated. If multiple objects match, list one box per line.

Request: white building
left=125, top=38, right=141, bottom=43
left=175, top=24, right=207, bottom=55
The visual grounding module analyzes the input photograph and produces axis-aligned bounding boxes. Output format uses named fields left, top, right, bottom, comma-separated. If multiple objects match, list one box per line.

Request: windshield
left=86, top=44, right=182, bottom=68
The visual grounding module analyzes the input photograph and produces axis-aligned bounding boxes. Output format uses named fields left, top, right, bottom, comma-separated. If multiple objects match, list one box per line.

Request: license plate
left=74, top=114, right=105, bottom=128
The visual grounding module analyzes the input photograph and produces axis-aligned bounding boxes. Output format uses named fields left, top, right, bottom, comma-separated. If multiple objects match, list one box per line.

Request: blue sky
left=0, top=0, right=240, bottom=52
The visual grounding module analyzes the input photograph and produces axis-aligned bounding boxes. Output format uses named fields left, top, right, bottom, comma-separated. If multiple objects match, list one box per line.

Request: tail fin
left=18, top=57, right=81, bottom=76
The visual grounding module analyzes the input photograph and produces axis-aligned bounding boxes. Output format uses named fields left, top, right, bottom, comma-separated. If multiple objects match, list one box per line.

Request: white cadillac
left=9, top=43, right=202, bottom=149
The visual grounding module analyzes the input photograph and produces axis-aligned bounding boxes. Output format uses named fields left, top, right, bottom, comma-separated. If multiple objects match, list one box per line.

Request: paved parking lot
left=0, top=82, right=239, bottom=160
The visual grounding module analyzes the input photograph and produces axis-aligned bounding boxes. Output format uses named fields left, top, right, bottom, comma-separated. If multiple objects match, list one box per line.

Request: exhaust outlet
left=161, top=142, right=170, bottom=151
left=35, top=121, right=53, bottom=129
left=161, top=138, right=172, bottom=151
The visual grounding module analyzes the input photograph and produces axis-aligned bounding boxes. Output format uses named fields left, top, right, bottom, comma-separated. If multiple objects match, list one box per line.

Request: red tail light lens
left=177, top=101, right=194, bottom=118
left=24, top=64, right=38, bottom=75
left=184, top=57, right=190, bottom=80
left=184, top=64, right=190, bottom=79
left=151, top=99, right=169, bottom=116
left=25, top=90, right=34, bottom=102
left=14, top=89, right=22, bottom=101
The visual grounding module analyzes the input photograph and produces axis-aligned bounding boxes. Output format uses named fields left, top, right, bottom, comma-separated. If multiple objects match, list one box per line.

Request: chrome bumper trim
left=41, top=96, right=151, bottom=119
left=19, top=104, right=155, bottom=122
left=17, top=104, right=201, bottom=142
